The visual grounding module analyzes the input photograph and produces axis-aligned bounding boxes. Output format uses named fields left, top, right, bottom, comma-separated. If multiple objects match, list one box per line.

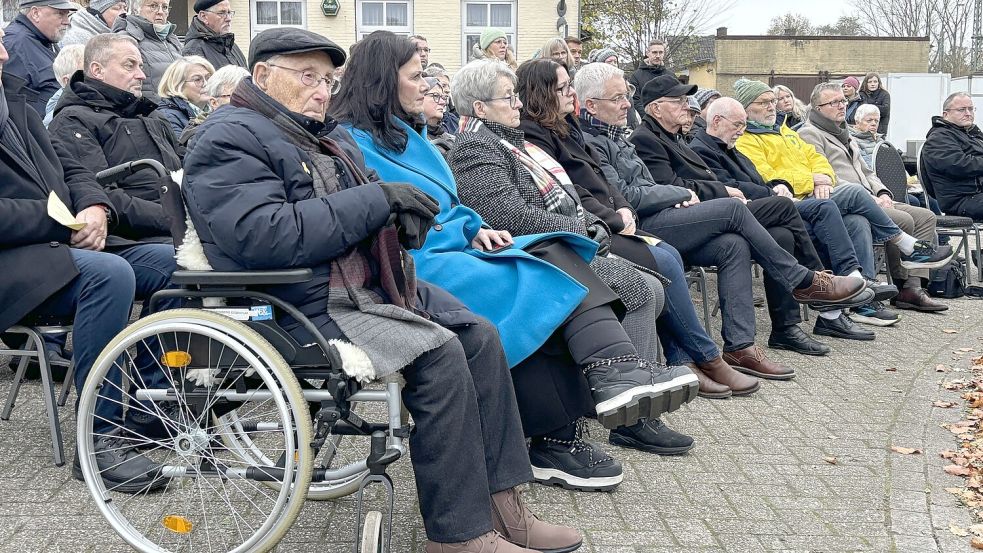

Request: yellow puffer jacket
left=735, top=122, right=835, bottom=199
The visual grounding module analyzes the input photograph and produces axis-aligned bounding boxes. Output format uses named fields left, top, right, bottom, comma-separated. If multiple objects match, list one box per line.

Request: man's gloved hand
left=379, top=183, right=440, bottom=250
left=587, top=223, right=611, bottom=256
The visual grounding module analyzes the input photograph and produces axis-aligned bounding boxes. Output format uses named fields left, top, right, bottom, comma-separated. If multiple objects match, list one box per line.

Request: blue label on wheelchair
left=249, top=305, right=273, bottom=321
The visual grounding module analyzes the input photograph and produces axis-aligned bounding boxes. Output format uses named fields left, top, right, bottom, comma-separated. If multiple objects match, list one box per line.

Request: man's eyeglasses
left=718, top=114, right=747, bottom=130
left=656, top=96, right=688, bottom=106
left=204, top=8, right=234, bottom=18
left=484, top=94, right=520, bottom=108
left=425, top=92, right=449, bottom=104
left=267, top=63, right=339, bottom=93
left=145, top=2, right=170, bottom=12
left=750, top=98, right=778, bottom=107
left=184, top=75, right=208, bottom=87
left=556, top=82, right=573, bottom=95
left=816, top=99, right=848, bottom=108
left=948, top=106, right=976, bottom=114
left=416, top=47, right=431, bottom=53
left=591, top=93, right=630, bottom=104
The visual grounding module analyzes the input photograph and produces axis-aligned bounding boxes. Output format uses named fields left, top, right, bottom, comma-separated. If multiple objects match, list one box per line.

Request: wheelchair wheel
left=76, top=309, right=313, bottom=553
left=360, top=510, right=384, bottom=553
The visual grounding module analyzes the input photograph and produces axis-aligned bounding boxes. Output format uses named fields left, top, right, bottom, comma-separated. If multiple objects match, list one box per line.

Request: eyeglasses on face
left=416, top=47, right=431, bottom=53
left=718, top=114, right=747, bottom=130
left=656, top=96, right=688, bottom=106
left=555, top=81, right=573, bottom=95
left=948, top=106, right=976, bottom=114
left=816, top=99, right=848, bottom=108
left=591, top=93, right=630, bottom=104
left=144, top=2, right=170, bottom=12
left=483, top=94, right=520, bottom=109
left=184, top=74, right=208, bottom=86
left=204, top=9, right=234, bottom=18
left=750, top=98, right=777, bottom=107
left=425, top=92, right=449, bottom=104
left=267, top=63, right=339, bottom=92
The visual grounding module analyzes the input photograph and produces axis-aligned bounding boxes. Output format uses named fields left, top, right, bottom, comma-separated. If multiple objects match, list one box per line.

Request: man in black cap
left=182, top=0, right=246, bottom=69
left=1, top=0, right=77, bottom=115
left=624, top=74, right=874, bottom=383
left=182, top=28, right=583, bottom=553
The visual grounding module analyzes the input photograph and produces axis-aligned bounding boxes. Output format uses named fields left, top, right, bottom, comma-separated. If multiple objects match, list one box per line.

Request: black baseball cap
left=640, top=74, right=698, bottom=109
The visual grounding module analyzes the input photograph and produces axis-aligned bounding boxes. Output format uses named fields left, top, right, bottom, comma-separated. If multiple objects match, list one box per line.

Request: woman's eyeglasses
left=484, top=94, right=521, bottom=108
left=425, top=92, right=449, bottom=105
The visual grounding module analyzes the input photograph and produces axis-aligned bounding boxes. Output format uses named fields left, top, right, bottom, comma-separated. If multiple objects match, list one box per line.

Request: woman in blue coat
left=331, top=31, right=697, bottom=493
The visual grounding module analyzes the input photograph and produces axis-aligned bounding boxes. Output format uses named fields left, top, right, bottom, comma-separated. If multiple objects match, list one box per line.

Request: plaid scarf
left=460, top=115, right=582, bottom=219
left=580, top=109, right=630, bottom=142
left=231, top=78, right=452, bottom=378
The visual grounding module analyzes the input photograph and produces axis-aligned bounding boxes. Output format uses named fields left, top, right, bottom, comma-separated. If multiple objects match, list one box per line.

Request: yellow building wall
left=224, top=0, right=578, bottom=72
left=681, top=62, right=715, bottom=90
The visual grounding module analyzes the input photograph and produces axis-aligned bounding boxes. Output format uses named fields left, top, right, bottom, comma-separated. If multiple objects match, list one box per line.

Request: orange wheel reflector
left=161, top=351, right=192, bottom=368
left=162, top=515, right=193, bottom=534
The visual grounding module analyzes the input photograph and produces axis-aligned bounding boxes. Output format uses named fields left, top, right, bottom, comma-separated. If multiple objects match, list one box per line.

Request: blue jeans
left=796, top=198, right=863, bottom=276
left=28, top=244, right=177, bottom=433
left=647, top=242, right=720, bottom=366
left=828, top=183, right=903, bottom=279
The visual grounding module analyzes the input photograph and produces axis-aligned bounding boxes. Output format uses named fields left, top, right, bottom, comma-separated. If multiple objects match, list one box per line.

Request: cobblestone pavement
left=1, top=282, right=982, bottom=552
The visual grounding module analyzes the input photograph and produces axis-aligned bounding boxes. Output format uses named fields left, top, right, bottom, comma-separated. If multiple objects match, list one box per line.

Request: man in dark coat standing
left=182, top=0, right=246, bottom=69
left=627, top=38, right=666, bottom=119
left=182, top=27, right=582, bottom=553
left=0, top=27, right=170, bottom=493
left=1, top=0, right=77, bottom=115
left=922, top=91, right=983, bottom=221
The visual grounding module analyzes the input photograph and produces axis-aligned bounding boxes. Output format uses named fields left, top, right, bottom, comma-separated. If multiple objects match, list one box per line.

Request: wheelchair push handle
left=95, top=159, right=168, bottom=186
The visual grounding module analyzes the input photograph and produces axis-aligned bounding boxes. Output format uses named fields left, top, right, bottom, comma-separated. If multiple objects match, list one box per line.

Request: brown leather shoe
left=695, top=356, right=760, bottom=396
left=722, top=345, right=796, bottom=381
left=684, top=363, right=732, bottom=399
left=891, top=287, right=949, bottom=312
left=791, top=271, right=866, bottom=306
left=426, top=531, right=537, bottom=553
left=491, top=487, right=582, bottom=552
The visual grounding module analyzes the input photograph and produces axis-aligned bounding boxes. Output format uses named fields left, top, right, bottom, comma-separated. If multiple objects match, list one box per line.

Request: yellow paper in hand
left=638, top=235, right=661, bottom=246
left=47, top=191, right=87, bottom=231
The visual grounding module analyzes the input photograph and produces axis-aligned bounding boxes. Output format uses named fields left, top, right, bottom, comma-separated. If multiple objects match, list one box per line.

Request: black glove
left=392, top=211, right=433, bottom=250
left=587, top=223, right=611, bottom=257
left=379, top=182, right=440, bottom=219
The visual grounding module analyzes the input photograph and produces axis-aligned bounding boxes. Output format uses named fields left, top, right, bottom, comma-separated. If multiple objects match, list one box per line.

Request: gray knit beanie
left=732, top=78, right=772, bottom=108
left=693, top=88, right=720, bottom=109
left=89, top=0, right=118, bottom=13
left=588, top=48, right=617, bottom=64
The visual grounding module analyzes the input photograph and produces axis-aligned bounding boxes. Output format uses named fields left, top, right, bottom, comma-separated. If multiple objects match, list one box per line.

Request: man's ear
left=583, top=97, right=597, bottom=116
left=472, top=100, right=487, bottom=119
left=253, top=63, right=270, bottom=90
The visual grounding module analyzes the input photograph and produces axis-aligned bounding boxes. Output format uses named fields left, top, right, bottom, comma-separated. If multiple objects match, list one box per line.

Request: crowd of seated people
left=0, top=11, right=974, bottom=550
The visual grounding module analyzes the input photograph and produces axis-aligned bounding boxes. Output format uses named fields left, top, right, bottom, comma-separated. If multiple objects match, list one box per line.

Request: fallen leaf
left=970, top=524, right=983, bottom=536
left=972, top=536, right=983, bottom=550
left=952, top=523, right=970, bottom=537
left=823, top=456, right=837, bottom=465
left=947, top=487, right=965, bottom=494
left=938, top=364, right=950, bottom=372
left=886, top=367, right=898, bottom=372
left=945, top=329, right=961, bottom=334
left=946, top=464, right=973, bottom=476
left=962, top=348, right=976, bottom=353
left=891, top=446, right=923, bottom=455
left=934, top=401, right=958, bottom=408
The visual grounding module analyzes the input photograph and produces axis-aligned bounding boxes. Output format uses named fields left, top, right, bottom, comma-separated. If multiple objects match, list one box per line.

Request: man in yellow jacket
left=734, top=79, right=953, bottom=319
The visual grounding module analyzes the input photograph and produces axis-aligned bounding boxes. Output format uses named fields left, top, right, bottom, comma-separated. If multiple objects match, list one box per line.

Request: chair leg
left=1, top=352, right=31, bottom=420
left=973, top=226, right=982, bottom=284
left=29, top=328, right=65, bottom=467
left=57, top=361, right=75, bottom=407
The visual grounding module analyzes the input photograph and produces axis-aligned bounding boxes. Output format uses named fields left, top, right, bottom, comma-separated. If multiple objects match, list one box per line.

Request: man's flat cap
left=18, top=0, right=79, bottom=11
left=640, top=74, right=697, bottom=109
left=248, top=28, right=347, bottom=70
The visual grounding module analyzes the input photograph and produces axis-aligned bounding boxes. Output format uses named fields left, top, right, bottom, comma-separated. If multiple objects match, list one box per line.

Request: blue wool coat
left=344, top=118, right=596, bottom=367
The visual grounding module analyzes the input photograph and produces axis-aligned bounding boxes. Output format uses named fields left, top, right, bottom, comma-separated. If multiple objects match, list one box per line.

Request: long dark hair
left=515, top=58, right=570, bottom=138
left=328, top=31, right=419, bottom=153
left=860, top=72, right=886, bottom=94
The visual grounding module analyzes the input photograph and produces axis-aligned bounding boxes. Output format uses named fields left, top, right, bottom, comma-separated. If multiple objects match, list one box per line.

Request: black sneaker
left=584, top=357, right=698, bottom=429
left=72, top=429, right=170, bottom=494
left=609, top=418, right=695, bottom=455
left=529, top=436, right=623, bottom=492
left=900, top=241, right=954, bottom=270
left=850, top=301, right=900, bottom=327
left=124, top=402, right=188, bottom=443
left=865, top=279, right=898, bottom=302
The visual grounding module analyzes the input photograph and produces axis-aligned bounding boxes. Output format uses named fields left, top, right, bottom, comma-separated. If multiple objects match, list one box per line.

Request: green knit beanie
left=480, top=28, right=507, bottom=50
left=732, top=78, right=772, bottom=108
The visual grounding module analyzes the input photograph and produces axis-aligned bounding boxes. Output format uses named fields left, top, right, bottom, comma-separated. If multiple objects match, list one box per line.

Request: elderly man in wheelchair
left=75, top=27, right=587, bottom=553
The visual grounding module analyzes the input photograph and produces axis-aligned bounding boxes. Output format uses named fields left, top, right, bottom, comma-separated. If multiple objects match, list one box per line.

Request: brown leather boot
left=722, top=345, right=795, bottom=381
left=695, top=356, right=760, bottom=396
left=491, top=487, right=582, bottom=552
left=684, top=363, right=732, bottom=399
left=426, top=531, right=537, bottom=552
left=791, top=271, right=866, bottom=306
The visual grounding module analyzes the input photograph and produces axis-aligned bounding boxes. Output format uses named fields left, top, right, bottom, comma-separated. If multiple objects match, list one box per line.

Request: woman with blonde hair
left=541, top=37, right=575, bottom=69
left=773, top=84, right=807, bottom=129
left=156, top=55, right=215, bottom=137
left=470, top=27, right=518, bottom=68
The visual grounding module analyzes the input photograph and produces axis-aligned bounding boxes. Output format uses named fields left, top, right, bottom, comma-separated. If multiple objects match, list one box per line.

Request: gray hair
left=204, top=64, right=249, bottom=97
left=810, top=82, right=842, bottom=107
left=423, top=65, right=448, bottom=80
left=943, top=91, right=972, bottom=111
left=854, top=103, right=880, bottom=122
left=52, top=44, right=85, bottom=83
left=83, top=33, right=139, bottom=76
left=573, top=61, right=624, bottom=101
left=451, top=59, right=516, bottom=117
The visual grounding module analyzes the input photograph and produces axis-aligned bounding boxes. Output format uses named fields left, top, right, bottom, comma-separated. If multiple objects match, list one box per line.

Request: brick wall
left=225, top=0, right=577, bottom=72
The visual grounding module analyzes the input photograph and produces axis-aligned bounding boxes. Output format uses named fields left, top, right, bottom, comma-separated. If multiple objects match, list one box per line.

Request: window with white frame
left=252, top=0, right=305, bottom=33
left=357, top=0, right=413, bottom=38
left=461, top=1, right=516, bottom=64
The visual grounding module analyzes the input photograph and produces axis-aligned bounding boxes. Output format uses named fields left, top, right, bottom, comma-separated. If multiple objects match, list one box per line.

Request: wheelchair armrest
left=171, top=269, right=314, bottom=286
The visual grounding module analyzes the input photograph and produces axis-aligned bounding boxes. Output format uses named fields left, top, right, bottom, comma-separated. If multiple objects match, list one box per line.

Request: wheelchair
left=75, top=160, right=408, bottom=553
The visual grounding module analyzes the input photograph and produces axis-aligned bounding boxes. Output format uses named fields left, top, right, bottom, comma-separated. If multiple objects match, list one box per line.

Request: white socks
left=894, top=233, right=918, bottom=255
left=848, top=270, right=862, bottom=279
left=818, top=309, right=842, bottom=320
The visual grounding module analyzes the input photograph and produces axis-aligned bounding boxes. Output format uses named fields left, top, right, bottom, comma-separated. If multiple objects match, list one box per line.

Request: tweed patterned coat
left=449, top=121, right=652, bottom=312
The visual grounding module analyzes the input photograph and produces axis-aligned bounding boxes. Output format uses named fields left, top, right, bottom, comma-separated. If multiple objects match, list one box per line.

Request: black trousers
left=747, top=196, right=826, bottom=330
left=955, top=192, right=983, bottom=221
